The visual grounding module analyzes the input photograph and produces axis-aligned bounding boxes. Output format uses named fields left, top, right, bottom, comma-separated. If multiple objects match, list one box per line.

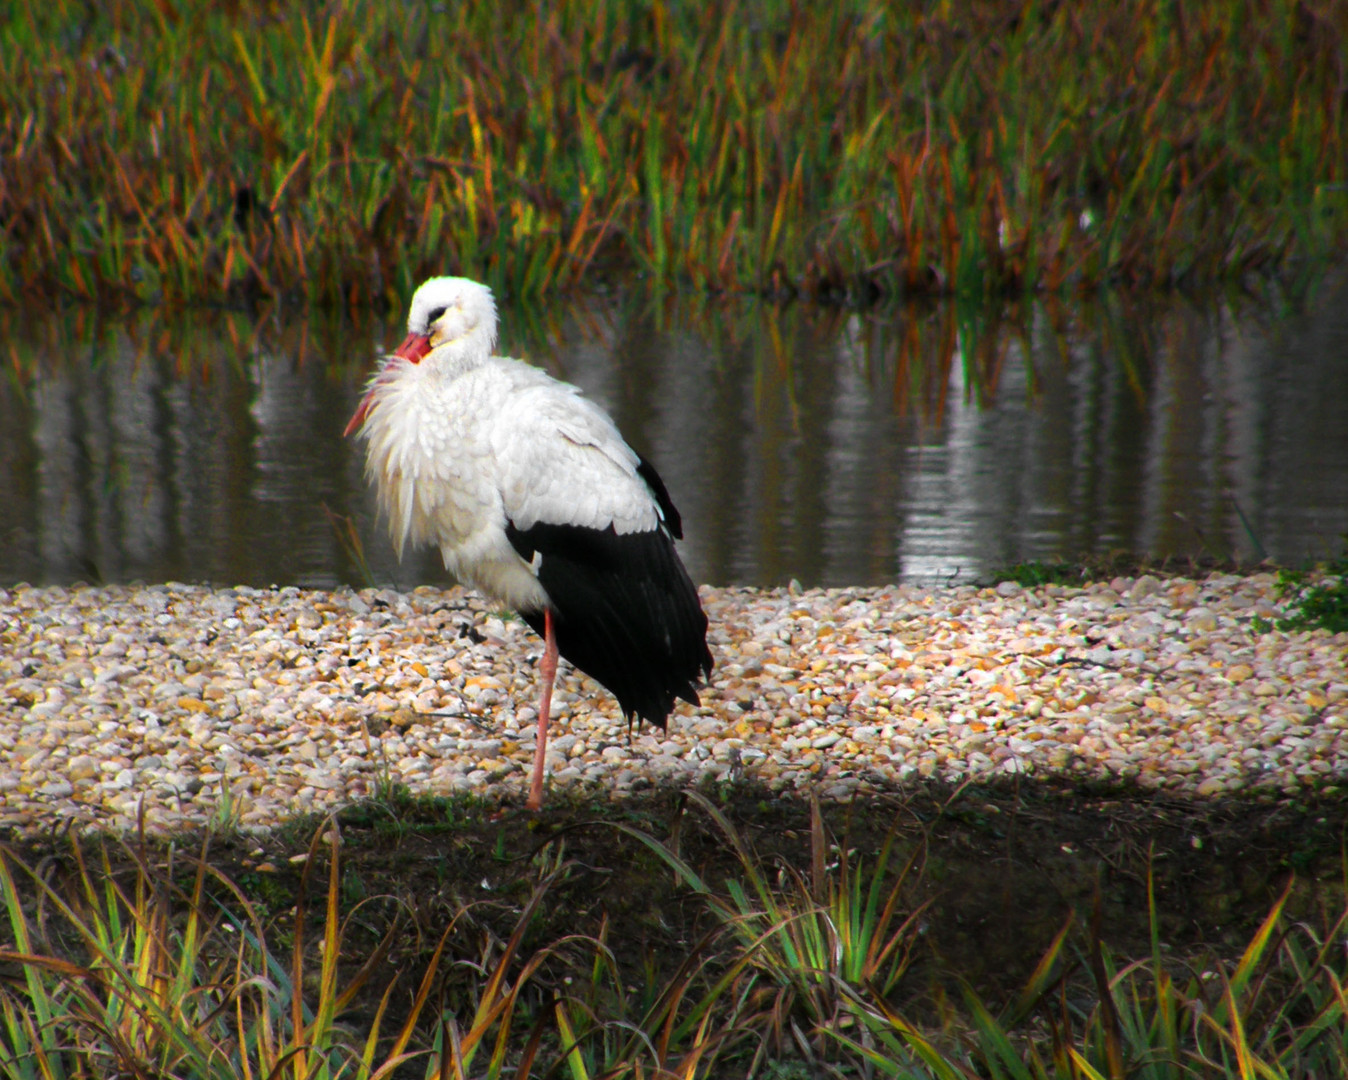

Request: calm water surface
left=3, top=275, right=1347, bottom=590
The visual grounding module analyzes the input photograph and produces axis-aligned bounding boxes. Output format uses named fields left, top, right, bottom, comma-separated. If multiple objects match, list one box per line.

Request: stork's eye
left=425, top=305, right=447, bottom=325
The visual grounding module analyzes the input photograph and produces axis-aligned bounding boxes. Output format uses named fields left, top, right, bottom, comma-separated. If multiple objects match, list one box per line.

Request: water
left=3, top=274, right=1347, bottom=590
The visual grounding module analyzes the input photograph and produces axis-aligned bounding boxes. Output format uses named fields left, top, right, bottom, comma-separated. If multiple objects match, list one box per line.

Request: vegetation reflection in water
left=2, top=278, right=1347, bottom=590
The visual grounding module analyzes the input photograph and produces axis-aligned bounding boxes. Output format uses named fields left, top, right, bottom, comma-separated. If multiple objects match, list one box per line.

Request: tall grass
left=2, top=0, right=1345, bottom=307
left=5, top=807, right=1348, bottom=1078
left=0, top=826, right=747, bottom=1078
left=615, top=792, right=930, bottom=1071
left=0, top=829, right=452, bottom=1078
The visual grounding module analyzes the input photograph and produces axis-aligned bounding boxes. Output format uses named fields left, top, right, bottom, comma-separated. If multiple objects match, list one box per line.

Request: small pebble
left=0, top=574, right=1343, bottom=835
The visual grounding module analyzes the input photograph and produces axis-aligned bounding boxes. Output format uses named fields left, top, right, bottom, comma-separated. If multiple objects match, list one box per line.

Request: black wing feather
left=636, top=454, right=682, bottom=539
left=504, top=518, right=712, bottom=729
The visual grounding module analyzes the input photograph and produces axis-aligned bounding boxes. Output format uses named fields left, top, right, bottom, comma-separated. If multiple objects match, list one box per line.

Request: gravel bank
left=1, top=574, right=1345, bottom=836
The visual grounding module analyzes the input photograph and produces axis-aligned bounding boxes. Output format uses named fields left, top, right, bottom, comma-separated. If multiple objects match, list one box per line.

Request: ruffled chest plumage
left=362, top=363, right=503, bottom=556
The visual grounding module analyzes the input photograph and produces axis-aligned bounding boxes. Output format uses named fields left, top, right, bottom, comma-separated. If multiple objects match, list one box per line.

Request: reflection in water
left=2, top=275, right=1346, bottom=589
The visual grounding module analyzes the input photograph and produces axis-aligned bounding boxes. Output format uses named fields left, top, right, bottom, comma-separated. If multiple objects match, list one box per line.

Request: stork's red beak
left=343, top=332, right=433, bottom=437
left=393, top=332, right=433, bottom=364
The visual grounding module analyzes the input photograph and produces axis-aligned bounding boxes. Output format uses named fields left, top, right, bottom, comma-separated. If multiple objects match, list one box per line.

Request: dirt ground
left=9, top=777, right=1345, bottom=1024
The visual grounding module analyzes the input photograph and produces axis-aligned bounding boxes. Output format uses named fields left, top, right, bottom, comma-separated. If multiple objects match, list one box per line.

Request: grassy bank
left=3, top=787, right=1348, bottom=1078
left=2, top=0, right=1345, bottom=308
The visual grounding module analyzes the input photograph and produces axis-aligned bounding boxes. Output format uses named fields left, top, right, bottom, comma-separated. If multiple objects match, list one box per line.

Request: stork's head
left=395, top=276, right=498, bottom=366
left=345, top=277, right=498, bottom=437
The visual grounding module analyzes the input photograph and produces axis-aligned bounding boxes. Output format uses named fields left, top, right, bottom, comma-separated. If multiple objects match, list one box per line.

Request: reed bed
left=4, top=793, right=1348, bottom=1078
left=2, top=0, right=1345, bottom=308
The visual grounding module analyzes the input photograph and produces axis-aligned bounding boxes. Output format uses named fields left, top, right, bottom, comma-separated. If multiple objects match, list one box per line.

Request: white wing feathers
left=489, top=380, right=661, bottom=536
left=359, top=350, right=666, bottom=592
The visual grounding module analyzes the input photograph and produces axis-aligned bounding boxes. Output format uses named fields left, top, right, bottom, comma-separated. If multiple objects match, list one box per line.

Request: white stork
left=345, top=276, right=713, bottom=810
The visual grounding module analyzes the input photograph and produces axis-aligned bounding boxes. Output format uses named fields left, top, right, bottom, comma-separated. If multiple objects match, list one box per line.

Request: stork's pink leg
left=527, top=609, right=558, bottom=811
